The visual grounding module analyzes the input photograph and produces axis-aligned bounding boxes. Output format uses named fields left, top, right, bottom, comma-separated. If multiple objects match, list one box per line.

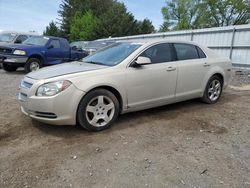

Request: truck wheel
left=2, top=63, right=17, bottom=72
left=25, top=58, right=41, bottom=73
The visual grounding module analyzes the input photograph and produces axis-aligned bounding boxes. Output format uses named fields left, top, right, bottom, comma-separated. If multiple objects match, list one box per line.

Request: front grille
left=20, top=80, right=33, bottom=89
left=33, top=111, right=57, bottom=119
left=0, top=47, right=12, bottom=54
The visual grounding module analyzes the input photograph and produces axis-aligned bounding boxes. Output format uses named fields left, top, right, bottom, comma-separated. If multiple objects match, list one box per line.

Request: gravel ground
left=0, top=68, right=250, bottom=188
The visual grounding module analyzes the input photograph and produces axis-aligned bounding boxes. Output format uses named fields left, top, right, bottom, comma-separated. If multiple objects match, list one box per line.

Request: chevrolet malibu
left=18, top=40, right=232, bottom=131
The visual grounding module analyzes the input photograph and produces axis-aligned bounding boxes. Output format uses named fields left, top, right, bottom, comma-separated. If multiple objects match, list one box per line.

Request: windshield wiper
left=84, top=61, right=109, bottom=66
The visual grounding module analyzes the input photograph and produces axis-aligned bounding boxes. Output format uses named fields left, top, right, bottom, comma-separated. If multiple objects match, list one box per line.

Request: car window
left=196, top=46, right=207, bottom=58
left=23, top=36, right=49, bottom=46
left=140, top=43, right=173, bottom=64
left=0, top=33, right=17, bottom=42
left=83, top=42, right=141, bottom=66
left=15, top=35, right=28, bottom=43
left=49, top=39, right=61, bottom=48
left=174, top=43, right=199, bottom=61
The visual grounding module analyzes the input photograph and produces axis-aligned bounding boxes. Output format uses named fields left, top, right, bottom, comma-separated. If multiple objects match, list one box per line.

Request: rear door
left=125, top=43, right=178, bottom=110
left=173, top=43, right=208, bottom=101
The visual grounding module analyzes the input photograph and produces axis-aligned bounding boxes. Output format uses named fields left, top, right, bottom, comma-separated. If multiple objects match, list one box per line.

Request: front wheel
left=25, top=58, right=41, bottom=73
left=201, top=75, right=223, bottom=104
left=2, top=63, right=17, bottom=72
left=77, top=89, right=120, bottom=131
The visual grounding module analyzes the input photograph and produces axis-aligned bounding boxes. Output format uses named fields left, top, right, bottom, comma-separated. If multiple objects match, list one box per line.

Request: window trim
left=173, top=43, right=208, bottom=61
left=128, top=42, right=177, bottom=67
left=195, top=46, right=207, bottom=59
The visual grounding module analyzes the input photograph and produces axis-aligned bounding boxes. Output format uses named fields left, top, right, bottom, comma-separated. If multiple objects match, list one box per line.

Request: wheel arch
left=27, top=54, right=45, bottom=64
left=203, top=66, right=225, bottom=93
left=90, top=86, right=123, bottom=113
left=75, top=85, right=124, bottom=127
left=77, top=85, right=124, bottom=115
left=212, top=73, right=224, bottom=86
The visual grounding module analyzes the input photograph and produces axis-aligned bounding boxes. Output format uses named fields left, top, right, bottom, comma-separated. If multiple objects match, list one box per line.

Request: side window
left=49, top=39, right=61, bottom=48
left=140, top=43, right=173, bottom=64
left=15, top=35, right=28, bottom=43
left=196, top=46, right=207, bottom=58
left=61, top=39, right=69, bottom=49
left=174, top=43, right=199, bottom=61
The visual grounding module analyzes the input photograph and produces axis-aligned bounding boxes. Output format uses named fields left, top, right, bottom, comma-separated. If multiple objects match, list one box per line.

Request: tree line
left=44, top=0, right=250, bottom=41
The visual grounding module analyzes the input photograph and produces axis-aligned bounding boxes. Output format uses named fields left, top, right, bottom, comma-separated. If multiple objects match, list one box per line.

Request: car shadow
left=0, top=68, right=26, bottom=75
left=31, top=89, right=239, bottom=137
left=31, top=99, right=206, bottom=136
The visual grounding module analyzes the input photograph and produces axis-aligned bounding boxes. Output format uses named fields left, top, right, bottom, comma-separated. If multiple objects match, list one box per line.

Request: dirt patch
left=0, top=69, right=250, bottom=188
left=230, top=84, right=250, bottom=91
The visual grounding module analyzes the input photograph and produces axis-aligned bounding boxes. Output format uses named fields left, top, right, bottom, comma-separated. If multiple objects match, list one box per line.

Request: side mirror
left=134, top=56, right=151, bottom=66
left=47, top=44, right=54, bottom=49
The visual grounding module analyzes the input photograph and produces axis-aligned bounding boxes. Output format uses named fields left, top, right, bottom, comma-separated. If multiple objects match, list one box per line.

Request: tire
left=2, top=63, right=17, bottom=72
left=201, top=75, right=223, bottom=104
left=77, top=89, right=120, bottom=132
left=25, top=58, right=41, bottom=73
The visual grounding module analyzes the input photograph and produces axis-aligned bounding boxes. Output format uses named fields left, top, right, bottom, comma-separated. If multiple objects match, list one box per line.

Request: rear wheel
left=2, top=63, right=17, bottom=72
left=77, top=89, right=120, bottom=131
left=25, top=58, right=41, bottom=73
left=202, top=75, right=223, bottom=104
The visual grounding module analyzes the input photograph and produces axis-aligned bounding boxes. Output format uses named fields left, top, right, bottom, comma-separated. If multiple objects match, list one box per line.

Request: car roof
left=0, top=31, right=39, bottom=36
left=41, top=36, right=63, bottom=40
left=115, top=39, right=200, bottom=46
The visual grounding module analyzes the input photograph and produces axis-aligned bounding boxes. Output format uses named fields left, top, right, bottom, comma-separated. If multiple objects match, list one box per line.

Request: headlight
left=36, top=80, right=72, bottom=97
left=13, top=49, right=26, bottom=56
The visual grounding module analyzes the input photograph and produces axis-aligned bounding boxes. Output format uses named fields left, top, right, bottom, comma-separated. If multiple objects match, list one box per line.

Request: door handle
left=166, top=66, right=176, bottom=72
left=203, top=62, right=210, bottom=67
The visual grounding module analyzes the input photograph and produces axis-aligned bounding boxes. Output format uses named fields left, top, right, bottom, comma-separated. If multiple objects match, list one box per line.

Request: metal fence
left=98, top=24, right=250, bottom=67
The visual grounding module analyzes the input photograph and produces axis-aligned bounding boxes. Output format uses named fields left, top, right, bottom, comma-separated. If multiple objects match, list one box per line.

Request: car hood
left=26, top=62, right=108, bottom=80
left=0, top=43, right=42, bottom=50
left=0, top=42, right=11, bottom=45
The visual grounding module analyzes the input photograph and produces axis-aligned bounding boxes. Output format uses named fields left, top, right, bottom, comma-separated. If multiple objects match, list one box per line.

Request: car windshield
left=82, top=42, right=141, bottom=66
left=23, top=36, right=49, bottom=46
left=0, top=33, right=17, bottom=42
left=84, top=41, right=114, bottom=49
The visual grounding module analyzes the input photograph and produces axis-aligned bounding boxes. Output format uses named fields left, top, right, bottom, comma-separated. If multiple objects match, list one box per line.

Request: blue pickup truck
left=0, top=36, right=88, bottom=72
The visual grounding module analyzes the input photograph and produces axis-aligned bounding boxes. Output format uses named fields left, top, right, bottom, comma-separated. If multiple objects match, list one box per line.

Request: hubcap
left=85, top=95, right=115, bottom=127
left=208, top=80, right=221, bottom=101
left=30, top=62, right=40, bottom=72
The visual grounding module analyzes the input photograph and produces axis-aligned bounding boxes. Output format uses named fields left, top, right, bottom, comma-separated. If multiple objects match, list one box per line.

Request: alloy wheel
left=85, top=95, right=115, bottom=127
left=30, top=61, right=40, bottom=72
left=208, top=80, right=221, bottom=102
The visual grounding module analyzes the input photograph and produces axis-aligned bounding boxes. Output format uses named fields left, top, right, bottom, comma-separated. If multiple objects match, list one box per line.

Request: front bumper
left=18, top=78, right=85, bottom=125
left=0, top=54, right=28, bottom=66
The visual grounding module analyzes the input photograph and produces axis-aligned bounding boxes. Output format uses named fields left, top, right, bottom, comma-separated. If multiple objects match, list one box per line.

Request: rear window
left=174, top=43, right=199, bottom=61
left=196, top=46, right=207, bottom=58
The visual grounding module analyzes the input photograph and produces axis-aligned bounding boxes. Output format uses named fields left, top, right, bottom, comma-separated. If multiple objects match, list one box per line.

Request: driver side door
left=125, top=43, right=178, bottom=111
left=45, top=39, right=64, bottom=65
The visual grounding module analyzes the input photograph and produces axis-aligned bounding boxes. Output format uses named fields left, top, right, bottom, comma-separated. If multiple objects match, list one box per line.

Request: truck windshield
left=82, top=42, right=141, bottom=66
left=0, top=33, right=17, bottom=42
left=23, top=36, right=49, bottom=46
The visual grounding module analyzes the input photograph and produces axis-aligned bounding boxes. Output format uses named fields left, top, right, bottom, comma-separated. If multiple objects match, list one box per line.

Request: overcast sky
left=0, top=0, right=165, bottom=34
